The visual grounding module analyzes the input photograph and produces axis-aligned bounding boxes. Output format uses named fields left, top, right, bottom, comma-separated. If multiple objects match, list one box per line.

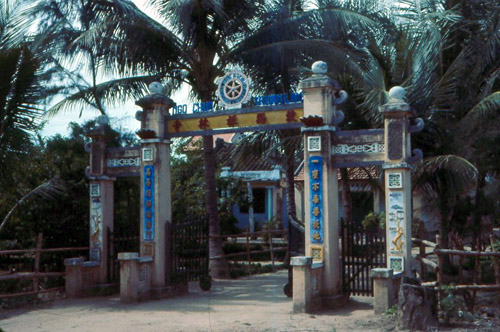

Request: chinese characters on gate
left=309, top=156, right=323, bottom=243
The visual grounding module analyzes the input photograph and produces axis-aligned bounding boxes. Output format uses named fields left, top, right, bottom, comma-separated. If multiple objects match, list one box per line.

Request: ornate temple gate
left=340, top=219, right=386, bottom=296
left=65, top=61, right=424, bottom=308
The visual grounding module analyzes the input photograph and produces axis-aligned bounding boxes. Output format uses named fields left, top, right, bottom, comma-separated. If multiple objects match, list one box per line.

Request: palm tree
left=381, top=0, right=500, bottom=252
left=0, top=0, right=52, bottom=188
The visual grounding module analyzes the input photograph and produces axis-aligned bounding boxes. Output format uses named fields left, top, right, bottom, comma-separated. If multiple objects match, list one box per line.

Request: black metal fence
left=107, top=227, right=140, bottom=283
left=169, top=217, right=209, bottom=284
left=341, top=219, right=386, bottom=296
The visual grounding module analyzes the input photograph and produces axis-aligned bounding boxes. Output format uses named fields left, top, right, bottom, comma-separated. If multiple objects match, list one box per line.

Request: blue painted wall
left=232, top=188, right=289, bottom=231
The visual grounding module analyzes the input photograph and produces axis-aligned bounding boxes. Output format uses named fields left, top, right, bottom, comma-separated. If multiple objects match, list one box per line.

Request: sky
left=40, top=0, right=190, bottom=138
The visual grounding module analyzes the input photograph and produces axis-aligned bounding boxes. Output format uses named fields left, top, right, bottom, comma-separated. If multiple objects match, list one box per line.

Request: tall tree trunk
left=203, top=135, right=230, bottom=279
left=340, top=168, right=352, bottom=224
left=285, top=151, right=296, bottom=218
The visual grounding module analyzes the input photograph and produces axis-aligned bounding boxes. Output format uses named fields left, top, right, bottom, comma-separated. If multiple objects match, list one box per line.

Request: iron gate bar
left=170, top=217, right=209, bottom=284
left=341, top=219, right=386, bottom=296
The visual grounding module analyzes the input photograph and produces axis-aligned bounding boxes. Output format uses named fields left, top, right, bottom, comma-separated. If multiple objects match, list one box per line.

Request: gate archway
left=65, top=61, right=423, bottom=307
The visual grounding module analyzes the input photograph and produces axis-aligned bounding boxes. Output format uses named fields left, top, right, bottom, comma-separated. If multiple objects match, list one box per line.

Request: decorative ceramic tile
left=89, top=248, right=100, bottom=262
left=307, top=136, right=321, bottom=152
left=107, top=157, right=140, bottom=168
left=142, top=147, right=154, bottom=162
left=309, top=156, right=323, bottom=243
left=388, top=192, right=404, bottom=253
left=143, top=166, right=155, bottom=240
left=390, top=256, right=404, bottom=273
left=141, top=243, right=154, bottom=257
left=90, top=183, right=100, bottom=197
left=90, top=199, right=103, bottom=246
left=311, top=246, right=323, bottom=261
left=388, top=172, right=403, bottom=188
left=332, top=143, right=384, bottom=155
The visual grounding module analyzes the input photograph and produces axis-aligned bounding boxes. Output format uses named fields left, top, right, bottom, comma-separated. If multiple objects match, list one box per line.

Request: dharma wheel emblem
left=216, top=70, right=251, bottom=106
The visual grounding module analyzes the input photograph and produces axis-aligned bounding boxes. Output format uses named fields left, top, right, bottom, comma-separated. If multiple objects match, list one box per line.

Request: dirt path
left=0, top=270, right=395, bottom=332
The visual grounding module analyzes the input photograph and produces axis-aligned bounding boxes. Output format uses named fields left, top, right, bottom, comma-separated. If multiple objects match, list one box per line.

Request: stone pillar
left=291, top=256, right=313, bottom=313
left=135, top=83, right=175, bottom=287
left=371, top=268, right=395, bottom=314
left=380, top=87, right=418, bottom=275
left=118, top=252, right=140, bottom=303
left=85, top=116, right=115, bottom=283
left=298, top=61, right=346, bottom=298
left=64, top=258, right=83, bottom=297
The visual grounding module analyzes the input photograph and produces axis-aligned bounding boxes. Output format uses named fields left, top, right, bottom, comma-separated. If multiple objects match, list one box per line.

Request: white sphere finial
left=149, top=82, right=164, bottom=94
left=312, top=61, right=328, bottom=75
left=389, top=86, right=406, bottom=101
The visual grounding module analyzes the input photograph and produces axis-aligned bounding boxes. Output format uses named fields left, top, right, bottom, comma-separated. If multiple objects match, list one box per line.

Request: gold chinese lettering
left=312, top=169, right=319, bottom=179
left=312, top=183, right=319, bottom=191
left=313, top=207, right=320, bottom=217
left=313, top=220, right=320, bottom=229
left=313, top=194, right=320, bottom=204
left=312, top=232, right=320, bottom=240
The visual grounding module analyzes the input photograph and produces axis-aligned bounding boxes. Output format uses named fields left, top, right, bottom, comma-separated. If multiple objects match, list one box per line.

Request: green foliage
left=438, top=285, right=477, bottom=325
left=361, top=212, right=386, bottom=231
left=170, top=138, right=246, bottom=233
left=385, top=304, right=399, bottom=316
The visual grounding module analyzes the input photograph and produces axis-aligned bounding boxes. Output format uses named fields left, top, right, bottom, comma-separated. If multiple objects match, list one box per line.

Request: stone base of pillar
left=64, top=258, right=102, bottom=298
left=291, top=256, right=348, bottom=313
left=321, top=293, right=350, bottom=309
left=371, top=268, right=401, bottom=314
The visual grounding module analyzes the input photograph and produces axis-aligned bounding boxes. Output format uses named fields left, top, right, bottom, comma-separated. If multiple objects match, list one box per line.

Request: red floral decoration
left=173, top=120, right=182, bottom=132
left=198, top=117, right=210, bottom=129
left=256, top=112, right=267, bottom=124
left=286, top=109, right=297, bottom=122
left=227, top=115, right=238, bottom=127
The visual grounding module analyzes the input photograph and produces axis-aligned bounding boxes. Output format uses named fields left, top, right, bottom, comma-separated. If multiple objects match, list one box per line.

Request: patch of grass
left=385, top=304, right=399, bottom=315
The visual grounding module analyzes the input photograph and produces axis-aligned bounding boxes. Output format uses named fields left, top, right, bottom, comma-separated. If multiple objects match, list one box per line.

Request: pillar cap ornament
left=388, top=86, right=406, bottom=102
left=379, top=86, right=411, bottom=114
left=299, top=60, right=341, bottom=91
left=136, top=82, right=175, bottom=111
left=148, top=82, right=164, bottom=94
left=312, top=61, right=328, bottom=75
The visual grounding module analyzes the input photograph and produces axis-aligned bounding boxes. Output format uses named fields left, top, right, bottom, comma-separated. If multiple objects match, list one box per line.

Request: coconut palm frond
left=46, top=75, right=158, bottom=117
left=413, top=155, right=479, bottom=198
left=0, top=178, right=66, bottom=234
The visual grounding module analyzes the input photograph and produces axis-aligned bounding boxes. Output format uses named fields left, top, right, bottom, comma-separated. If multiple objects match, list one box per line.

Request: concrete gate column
left=86, top=116, right=115, bottom=283
left=292, top=61, right=347, bottom=312
left=380, top=87, right=417, bottom=275
left=135, top=83, right=175, bottom=287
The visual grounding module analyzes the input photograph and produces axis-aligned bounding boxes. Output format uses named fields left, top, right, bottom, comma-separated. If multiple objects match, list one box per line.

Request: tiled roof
left=294, top=165, right=380, bottom=181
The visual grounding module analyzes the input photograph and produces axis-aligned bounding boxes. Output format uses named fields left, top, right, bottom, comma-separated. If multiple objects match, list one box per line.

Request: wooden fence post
left=418, top=221, right=426, bottom=281
left=246, top=227, right=251, bottom=275
left=33, top=233, right=43, bottom=297
left=436, top=234, right=443, bottom=285
left=268, top=228, right=275, bottom=269
left=489, top=235, right=500, bottom=306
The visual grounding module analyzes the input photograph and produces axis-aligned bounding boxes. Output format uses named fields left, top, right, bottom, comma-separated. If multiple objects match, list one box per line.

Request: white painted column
left=380, top=87, right=415, bottom=275
left=299, top=61, right=346, bottom=297
left=86, top=118, right=115, bottom=283
left=135, top=83, right=175, bottom=287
